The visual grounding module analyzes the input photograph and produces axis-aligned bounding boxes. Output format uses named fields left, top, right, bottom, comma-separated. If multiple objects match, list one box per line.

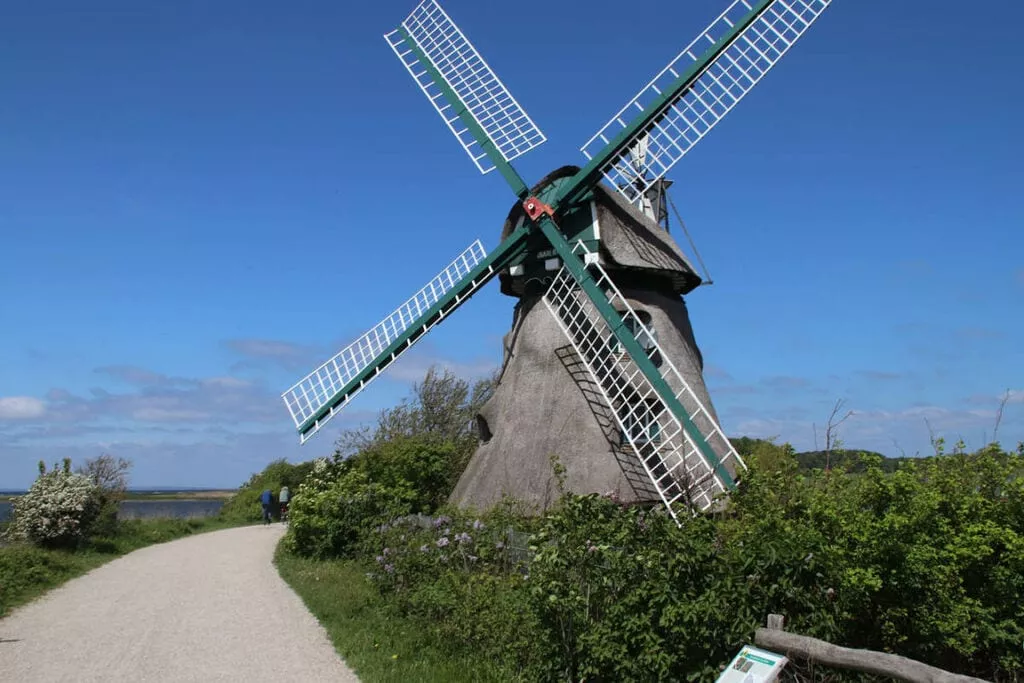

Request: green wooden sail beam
left=551, top=0, right=773, bottom=212
left=531, top=213, right=736, bottom=488
left=294, top=226, right=532, bottom=440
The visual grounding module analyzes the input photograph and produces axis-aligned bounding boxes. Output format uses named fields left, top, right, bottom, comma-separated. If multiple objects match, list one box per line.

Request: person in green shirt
left=278, top=486, right=291, bottom=523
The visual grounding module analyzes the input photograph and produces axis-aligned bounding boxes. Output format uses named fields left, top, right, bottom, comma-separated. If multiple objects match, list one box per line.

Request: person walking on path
left=260, top=488, right=274, bottom=525
left=278, top=486, right=291, bottom=523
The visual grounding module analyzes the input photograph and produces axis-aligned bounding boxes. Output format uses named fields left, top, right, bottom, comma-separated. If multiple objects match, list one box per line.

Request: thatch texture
left=499, top=165, right=702, bottom=297
left=450, top=168, right=735, bottom=512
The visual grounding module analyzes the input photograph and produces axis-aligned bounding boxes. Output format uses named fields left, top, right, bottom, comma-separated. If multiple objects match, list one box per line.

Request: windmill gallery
left=282, top=0, right=834, bottom=525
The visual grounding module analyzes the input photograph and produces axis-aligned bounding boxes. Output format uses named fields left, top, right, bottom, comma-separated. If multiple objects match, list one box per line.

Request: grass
left=275, top=547, right=514, bottom=683
left=0, top=516, right=242, bottom=618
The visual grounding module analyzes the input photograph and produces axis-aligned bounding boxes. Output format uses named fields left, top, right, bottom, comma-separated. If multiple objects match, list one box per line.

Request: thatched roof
left=450, top=284, right=737, bottom=513
left=499, top=165, right=703, bottom=297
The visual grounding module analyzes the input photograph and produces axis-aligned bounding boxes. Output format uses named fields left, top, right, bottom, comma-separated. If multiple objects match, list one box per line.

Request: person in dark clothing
left=260, top=488, right=274, bottom=524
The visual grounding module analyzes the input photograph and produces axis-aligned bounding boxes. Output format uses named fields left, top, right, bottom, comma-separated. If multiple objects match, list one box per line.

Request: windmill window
left=621, top=400, right=662, bottom=446
left=475, top=415, right=492, bottom=444
left=611, top=310, right=662, bottom=368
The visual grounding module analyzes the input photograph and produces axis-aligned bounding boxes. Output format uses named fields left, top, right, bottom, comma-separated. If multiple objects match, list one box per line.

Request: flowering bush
left=6, top=459, right=101, bottom=549
left=364, top=505, right=549, bottom=676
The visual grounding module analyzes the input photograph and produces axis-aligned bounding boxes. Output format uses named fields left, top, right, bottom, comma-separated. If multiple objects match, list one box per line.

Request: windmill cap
left=499, top=165, right=703, bottom=298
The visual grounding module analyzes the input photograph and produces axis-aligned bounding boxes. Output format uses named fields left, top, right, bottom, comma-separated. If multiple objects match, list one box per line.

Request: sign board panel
left=716, top=645, right=788, bottom=683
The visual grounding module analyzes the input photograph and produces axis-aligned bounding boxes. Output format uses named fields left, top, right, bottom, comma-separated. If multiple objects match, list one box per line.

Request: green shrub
left=5, top=459, right=102, bottom=549
left=522, top=492, right=837, bottom=682
left=349, top=441, right=1022, bottom=682
left=362, top=507, right=549, bottom=677
left=0, top=544, right=97, bottom=616
left=277, top=364, right=1024, bottom=681
left=220, top=457, right=315, bottom=523
left=285, top=432, right=477, bottom=559
left=76, top=454, right=132, bottom=537
left=796, top=449, right=1024, bottom=678
left=352, top=435, right=464, bottom=513
left=285, top=459, right=412, bottom=559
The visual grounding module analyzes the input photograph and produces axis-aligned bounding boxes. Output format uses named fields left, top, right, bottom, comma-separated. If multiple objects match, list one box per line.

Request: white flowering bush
left=6, top=459, right=102, bottom=549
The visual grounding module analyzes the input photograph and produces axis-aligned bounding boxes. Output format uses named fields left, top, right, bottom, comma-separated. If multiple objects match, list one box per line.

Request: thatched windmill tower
left=450, top=166, right=736, bottom=512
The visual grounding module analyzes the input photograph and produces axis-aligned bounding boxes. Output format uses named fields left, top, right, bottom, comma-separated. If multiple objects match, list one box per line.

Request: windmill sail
left=542, top=242, right=744, bottom=521
left=580, top=0, right=832, bottom=206
left=385, top=0, right=546, bottom=177
left=282, top=234, right=528, bottom=443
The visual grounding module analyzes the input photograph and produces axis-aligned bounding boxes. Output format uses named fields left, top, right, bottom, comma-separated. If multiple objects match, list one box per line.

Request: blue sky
left=1, top=0, right=1021, bottom=489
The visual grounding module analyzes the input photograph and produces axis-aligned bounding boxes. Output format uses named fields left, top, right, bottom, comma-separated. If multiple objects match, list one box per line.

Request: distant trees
left=335, top=365, right=497, bottom=462
left=76, top=454, right=133, bottom=537
left=76, top=454, right=132, bottom=497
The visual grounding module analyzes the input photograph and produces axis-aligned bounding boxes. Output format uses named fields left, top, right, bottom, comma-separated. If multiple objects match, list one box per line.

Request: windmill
left=282, top=0, right=834, bottom=524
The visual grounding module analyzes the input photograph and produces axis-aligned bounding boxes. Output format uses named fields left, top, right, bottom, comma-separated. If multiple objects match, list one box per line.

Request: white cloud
left=384, top=353, right=498, bottom=384
left=0, top=396, right=47, bottom=420
left=131, top=408, right=213, bottom=422
left=200, top=377, right=252, bottom=389
left=224, top=338, right=323, bottom=373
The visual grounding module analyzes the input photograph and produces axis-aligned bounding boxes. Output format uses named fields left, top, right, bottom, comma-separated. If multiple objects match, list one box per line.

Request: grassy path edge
left=0, top=517, right=244, bottom=618
left=274, top=545, right=512, bottom=683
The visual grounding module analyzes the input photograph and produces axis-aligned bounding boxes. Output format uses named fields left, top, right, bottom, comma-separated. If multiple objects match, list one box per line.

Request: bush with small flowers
left=5, top=459, right=102, bottom=550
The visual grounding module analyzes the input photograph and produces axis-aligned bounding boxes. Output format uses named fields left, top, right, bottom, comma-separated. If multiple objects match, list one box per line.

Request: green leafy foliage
left=286, top=458, right=412, bottom=559
left=357, top=436, right=464, bottom=514
left=525, top=492, right=840, bottom=682
left=286, top=366, right=494, bottom=559
left=277, top=549, right=519, bottom=682
left=219, top=458, right=315, bottom=523
left=279, top=368, right=1022, bottom=681
left=76, top=453, right=133, bottom=537
left=285, top=435, right=478, bottom=559
left=288, top=436, right=1023, bottom=682
left=361, top=507, right=548, bottom=678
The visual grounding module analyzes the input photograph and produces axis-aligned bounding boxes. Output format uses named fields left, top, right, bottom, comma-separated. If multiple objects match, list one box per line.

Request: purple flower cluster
left=366, top=512, right=516, bottom=594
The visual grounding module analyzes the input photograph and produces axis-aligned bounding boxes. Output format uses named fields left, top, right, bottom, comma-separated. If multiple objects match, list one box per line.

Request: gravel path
left=0, top=525, right=360, bottom=682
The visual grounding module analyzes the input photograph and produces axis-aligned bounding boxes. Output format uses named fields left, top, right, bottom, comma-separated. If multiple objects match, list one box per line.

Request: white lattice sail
left=542, top=242, right=744, bottom=522
left=385, top=0, right=546, bottom=174
left=282, top=240, right=489, bottom=443
left=581, top=0, right=832, bottom=204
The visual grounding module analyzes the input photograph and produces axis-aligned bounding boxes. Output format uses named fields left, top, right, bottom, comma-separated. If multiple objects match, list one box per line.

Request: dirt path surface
left=0, top=525, right=360, bottom=682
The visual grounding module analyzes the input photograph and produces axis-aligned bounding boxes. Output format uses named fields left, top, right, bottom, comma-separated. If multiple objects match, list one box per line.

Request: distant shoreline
left=0, top=490, right=236, bottom=502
